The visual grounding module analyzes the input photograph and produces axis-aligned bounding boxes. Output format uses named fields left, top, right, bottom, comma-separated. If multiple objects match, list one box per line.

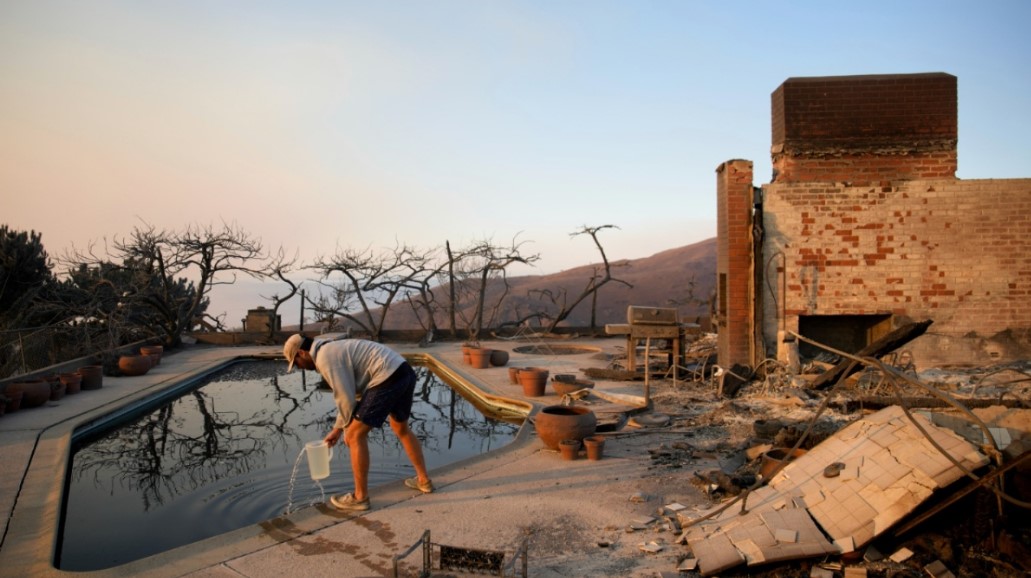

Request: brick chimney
left=771, top=73, right=957, bottom=183
left=715, top=159, right=755, bottom=370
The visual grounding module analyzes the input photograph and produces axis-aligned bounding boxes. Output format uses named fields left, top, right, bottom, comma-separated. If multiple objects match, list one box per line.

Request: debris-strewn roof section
left=680, top=406, right=989, bottom=575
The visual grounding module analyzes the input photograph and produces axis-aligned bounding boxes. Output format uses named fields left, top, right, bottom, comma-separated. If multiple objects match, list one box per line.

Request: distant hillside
left=382, top=237, right=716, bottom=331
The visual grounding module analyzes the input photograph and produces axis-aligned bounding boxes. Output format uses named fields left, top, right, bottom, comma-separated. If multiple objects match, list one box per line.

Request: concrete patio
left=0, top=337, right=696, bottom=577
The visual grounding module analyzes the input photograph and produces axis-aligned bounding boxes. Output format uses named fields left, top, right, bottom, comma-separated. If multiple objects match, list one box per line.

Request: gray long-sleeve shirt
left=310, top=337, right=406, bottom=429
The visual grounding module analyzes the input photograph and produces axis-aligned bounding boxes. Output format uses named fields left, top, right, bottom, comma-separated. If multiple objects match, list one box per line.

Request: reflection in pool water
left=58, top=360, right=521, bottom=571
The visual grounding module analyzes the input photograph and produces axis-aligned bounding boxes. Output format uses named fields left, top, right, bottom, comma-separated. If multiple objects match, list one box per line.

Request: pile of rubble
left=608, top=330, right=1030, bottom=577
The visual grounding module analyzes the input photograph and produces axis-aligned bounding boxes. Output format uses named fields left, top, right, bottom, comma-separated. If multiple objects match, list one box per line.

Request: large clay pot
left=468, top=347, right=492, bottom=369
left=7, top=380, right=51, bottom=409
left=118, top=354, right=152, bottom=377
left=140, top=345, right=163, bottom=365
left=461, top=345, right=478, bottom=366
left=59, top=373, right=82, bottom=395
left=518, top=367, right=548, bottom=397
left=77, top=365, right=104, bottom=390
left=533, top=405, right=597, bottom=450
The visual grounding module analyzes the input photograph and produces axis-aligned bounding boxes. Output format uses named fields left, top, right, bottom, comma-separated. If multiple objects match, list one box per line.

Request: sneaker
left=404, top=476, right=434, bottom=494
left=330, top=492, right=370, bottom=511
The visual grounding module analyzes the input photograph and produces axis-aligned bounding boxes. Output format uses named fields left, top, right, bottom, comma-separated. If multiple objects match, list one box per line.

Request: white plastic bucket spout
left=305, top=440, right=333, bottom=480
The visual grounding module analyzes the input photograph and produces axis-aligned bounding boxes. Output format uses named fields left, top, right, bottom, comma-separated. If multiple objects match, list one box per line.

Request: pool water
left=58, top=360, right=521, bottom=571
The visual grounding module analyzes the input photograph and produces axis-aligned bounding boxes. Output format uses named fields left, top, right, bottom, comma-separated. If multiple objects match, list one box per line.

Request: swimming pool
left=58, top=359, right=522, bottom=571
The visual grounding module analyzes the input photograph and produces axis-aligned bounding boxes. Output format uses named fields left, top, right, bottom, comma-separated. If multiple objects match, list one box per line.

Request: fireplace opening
left=797, top=314, right=893, bottom=360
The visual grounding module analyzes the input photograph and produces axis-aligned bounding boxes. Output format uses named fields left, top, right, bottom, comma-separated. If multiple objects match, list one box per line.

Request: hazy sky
left=2, top=1, right=1029, bottom=326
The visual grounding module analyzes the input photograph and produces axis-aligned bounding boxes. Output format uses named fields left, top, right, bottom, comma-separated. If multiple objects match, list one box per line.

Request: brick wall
left=716, top=159, right=755, bottom=368
left=771, top=73, right=957, bottom=183
left=761, top=178, right=1031, bottom=367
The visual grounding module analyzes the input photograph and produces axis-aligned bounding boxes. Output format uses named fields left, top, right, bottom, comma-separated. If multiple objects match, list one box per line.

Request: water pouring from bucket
left=285, top=439, right=343, bottom=514
left=305, top=440, right=334, bottom=480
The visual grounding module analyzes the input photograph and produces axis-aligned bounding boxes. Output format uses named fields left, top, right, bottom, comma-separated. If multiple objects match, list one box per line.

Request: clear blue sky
left=2, top=1, right=1029, bottom=325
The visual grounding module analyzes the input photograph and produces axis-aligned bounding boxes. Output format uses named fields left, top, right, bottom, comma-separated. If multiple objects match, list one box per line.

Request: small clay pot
left=520, top=367, right=549, bottom=381
left=583, top=435, right=605, bottom=461
left=759, top=447, right=808, bottom=479
left=468, top=347, right=492, bottom=369
left=507, top=366, right=522, bottom=384
left=518, top=368, right=548, bottom=397
left=140, top=345, right=163, bottom=365
left=77, top=365, right=104, bottom=390
left=59, top=373, right=82, bottom=395
left=118, top=354, right=152, bottom=377
left=461, top=345, right=478, bottom=365
left=489, top=349, right=509, bottom=367
left=559, top=439, right=580, bottom=461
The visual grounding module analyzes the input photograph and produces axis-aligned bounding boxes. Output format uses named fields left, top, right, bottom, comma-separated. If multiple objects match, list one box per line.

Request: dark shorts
left=353, top=362, right=417, bottom=428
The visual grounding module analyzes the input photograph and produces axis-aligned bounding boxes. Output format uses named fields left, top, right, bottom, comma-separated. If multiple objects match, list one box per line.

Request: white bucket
left=305, top=440, right=334, bottom=480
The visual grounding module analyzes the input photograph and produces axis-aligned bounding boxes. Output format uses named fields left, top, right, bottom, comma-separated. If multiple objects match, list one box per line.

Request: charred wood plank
left=809, top=320, right=933, bottom=390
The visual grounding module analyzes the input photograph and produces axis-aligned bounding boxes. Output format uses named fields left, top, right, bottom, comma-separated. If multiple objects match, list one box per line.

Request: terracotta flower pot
left=489, top=349, right=509, bottom=367
left=59, top=373, right=82, bottom=395
left=583, top=435, right=605, bottom=460
left=461, top=345, right=479, bottom=366
left=8, top=380, right=50, bottom=408
left=77, top=365, right=104, bottom=390
left=518, top=368, right=548, bottom=397
left=468, top=347, right=493, bottom=369
left=559, top=439, right=580, bottom=461
left=140, top=345, right=163, bottom=365
left=507, top=366, right=522, bottom=384
left=520, top=367, right=549, bottom=381
left=2, top=388, right=24, bottom=412
left=533, top=405, right=597, bottom=450
left=118, top=354, right=152, bottom=377
left=759, top=447, right=808, bottom=479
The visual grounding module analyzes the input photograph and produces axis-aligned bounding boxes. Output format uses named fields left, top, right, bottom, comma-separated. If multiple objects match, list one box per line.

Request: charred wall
left=718, top=72, right=1031, bottom=370
left=761, top=178, right=1031, bottom=367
